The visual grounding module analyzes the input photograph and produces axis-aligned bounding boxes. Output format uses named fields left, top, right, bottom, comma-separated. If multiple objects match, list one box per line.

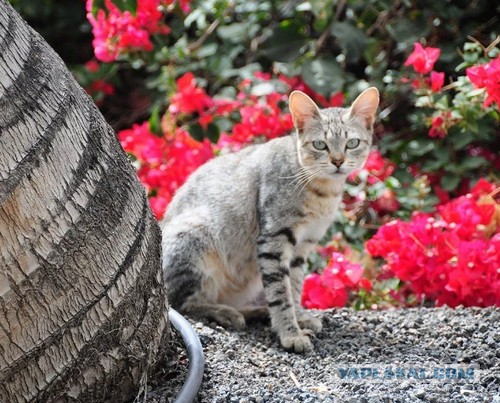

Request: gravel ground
left=148, top=307, right=500, bottom=402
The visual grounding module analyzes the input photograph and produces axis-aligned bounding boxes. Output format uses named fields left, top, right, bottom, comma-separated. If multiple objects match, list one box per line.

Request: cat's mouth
left=331, top=169, right=347, bottom=176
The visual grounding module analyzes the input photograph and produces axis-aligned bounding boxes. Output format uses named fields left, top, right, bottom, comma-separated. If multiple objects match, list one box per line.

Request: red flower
left=118, top=122, right=215, bottom=219
left=90, top=79, right=115, bottom=95
left=466, top=55, right=500, bottom=108
left=218, top=91, right=293, bottom=148
left=433, top=185, right=451, bottom=205
left=278, top=74, right=344, bottom=107
left=302, top=273, right=348, bottom=309
left=404, top=43, right=441, bottom=74
left=169, top=72, right=214, bottom=115
left=84, top=59, right=100, bottom=73
left=359, top=278, right=373, bottom=291
left=470, top=178, right=497, bottom=197
left=301, top=253, right=366, bottom=310
left=366, top=181, right=500, bottom=308
left=371, top=189, right=400, bottom=213
left=314, top=91, right=345, bottom=108
left=428, top=113, right=450, bottom=138
left=430, top=71, right=445, bottom=92
left=349, top=150, right=395, bottom=184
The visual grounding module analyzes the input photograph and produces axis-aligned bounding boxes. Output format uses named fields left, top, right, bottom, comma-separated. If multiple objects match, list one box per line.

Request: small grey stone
left=413, top=388, right=426, bottom=399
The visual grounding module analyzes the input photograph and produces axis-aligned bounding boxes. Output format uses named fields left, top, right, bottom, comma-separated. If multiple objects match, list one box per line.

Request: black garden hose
left=169, top=308, right=205, bottom=403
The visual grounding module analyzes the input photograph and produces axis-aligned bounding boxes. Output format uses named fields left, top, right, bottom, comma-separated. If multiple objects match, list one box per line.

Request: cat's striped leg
left=290, top=255, right=322, bottom=334
left=257, top=243, right=313, bottom=353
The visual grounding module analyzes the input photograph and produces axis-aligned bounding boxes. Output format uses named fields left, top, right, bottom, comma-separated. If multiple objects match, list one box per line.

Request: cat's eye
left=312, top=140, right=328, bottom=150
left=346, top=139, right=360, bottom=149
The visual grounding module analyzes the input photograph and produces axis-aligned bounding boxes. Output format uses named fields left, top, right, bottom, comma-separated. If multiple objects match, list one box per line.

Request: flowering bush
left=366, top=179, right=499, bottom=307
left=117, top=72, right=298, bottom=217
left=85, top=0, right=175, bottom=62
left=16, top=0, right=499, bottom=309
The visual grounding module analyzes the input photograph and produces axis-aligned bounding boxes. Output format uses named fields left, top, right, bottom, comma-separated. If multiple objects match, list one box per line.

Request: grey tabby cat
left=161, top=87, right=379, bottom=353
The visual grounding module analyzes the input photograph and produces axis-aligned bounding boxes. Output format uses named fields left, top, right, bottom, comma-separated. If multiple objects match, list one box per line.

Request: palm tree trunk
left=0, top=1, right=169, bottom=402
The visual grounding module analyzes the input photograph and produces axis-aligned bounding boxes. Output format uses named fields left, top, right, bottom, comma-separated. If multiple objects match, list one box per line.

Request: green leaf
left=213, top=117, right=233, bottom=133
left=109, top=0, right=137, bottom=13
left=452, top=129, right=475, bottom=150
left=460, top=156, right=487, bottom=170
left=384, top=176, right=401, bottom=189
left=206, top=123, right=220, bottom=144
left=440, top=173, right=461, bottom=191
left=406, top=139, right=435, bottom=157
left=386, top=16, right=430, bottom=43
left=422, top=157, right=446, bottom=172
left=331, top=21, right=367, bottom=63
left=188, top=124, right=204, bottom=142
left=148, top=106, right=162, bottom=136
left=91, top=0, right=106, bottom=16
left=217, top=22, right=248, bottom=44
left=197, top=43, right=218, bottom=58
left=250, top=82, right=276, bottom=96
left=382, top=278, right=401, bottom=291
left=301, top=56, right=344, bottom=96
left=463, top=108, right=480, bottom=133
left=261, top=20, right=308, bottom=62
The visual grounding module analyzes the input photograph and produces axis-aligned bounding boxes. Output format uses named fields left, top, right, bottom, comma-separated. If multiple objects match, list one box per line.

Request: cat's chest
left=295, top=190, right=342, bottom=242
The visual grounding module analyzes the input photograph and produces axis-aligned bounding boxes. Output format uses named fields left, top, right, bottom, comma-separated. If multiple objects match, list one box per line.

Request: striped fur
left=161, top=88, right=379, bottom=352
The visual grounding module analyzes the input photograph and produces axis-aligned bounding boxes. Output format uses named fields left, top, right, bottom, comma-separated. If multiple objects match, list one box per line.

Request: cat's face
left=289, top=88, right=379, bottom=180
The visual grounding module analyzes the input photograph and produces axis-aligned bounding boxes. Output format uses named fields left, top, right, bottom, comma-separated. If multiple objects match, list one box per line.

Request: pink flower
left=430, top=71, right=445, bottom=92
left=404, top=43, right=441, bottom=74
left=466, top=55, right=500, bottom=108
left=86, top=0, right=172, bottom=62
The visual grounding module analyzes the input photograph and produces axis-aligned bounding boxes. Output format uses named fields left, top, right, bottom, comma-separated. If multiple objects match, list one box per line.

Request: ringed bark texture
left=0, top=1, right=169, bottom=402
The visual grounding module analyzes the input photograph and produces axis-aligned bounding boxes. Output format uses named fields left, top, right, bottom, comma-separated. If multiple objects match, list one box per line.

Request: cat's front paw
left=280, top=330, right=313, bottom=353
left=297, top=314, right=322, bottom=334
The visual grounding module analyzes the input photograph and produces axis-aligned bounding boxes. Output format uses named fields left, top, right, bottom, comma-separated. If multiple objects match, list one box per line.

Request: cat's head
left=289, top=87, right=379, bottom=179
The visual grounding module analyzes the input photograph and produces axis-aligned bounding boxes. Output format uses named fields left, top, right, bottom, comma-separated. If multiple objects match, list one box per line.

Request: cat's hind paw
left=298, top=315, right=322, bottom=334
left=280, top=331, right=313, bottom=353
left=184, top=303, right=246, bottom=330
left=213, top=309, right=246, bottom=330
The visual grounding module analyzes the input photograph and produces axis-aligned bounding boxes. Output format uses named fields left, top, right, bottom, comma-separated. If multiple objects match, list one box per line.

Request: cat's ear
left=289, top=91, right=321, bottom=132
left=348, top=87, right=379, bottom=129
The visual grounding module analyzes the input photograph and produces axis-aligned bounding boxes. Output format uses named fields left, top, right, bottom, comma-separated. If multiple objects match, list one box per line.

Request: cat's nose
left=331, top=158, right=344, bottom=168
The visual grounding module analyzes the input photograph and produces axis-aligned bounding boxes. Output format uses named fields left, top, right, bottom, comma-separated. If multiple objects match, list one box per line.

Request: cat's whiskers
left=284, top=165, right=316, bottom=183
left=291, top=166, right=327, bottom=195
left=295, top=168, right=327, bottom=195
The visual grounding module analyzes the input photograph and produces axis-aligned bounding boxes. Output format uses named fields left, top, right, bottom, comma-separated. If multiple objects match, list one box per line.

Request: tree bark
left=0, top=1, right=169, bottom=402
